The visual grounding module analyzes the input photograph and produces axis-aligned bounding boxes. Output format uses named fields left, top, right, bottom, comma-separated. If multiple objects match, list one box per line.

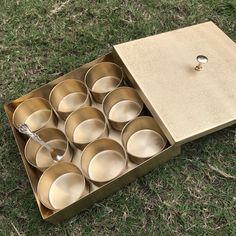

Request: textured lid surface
left=113, top=22, right=236, bottom=145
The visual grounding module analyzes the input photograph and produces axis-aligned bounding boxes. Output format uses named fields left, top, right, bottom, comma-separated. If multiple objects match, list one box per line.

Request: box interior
left=4, top=53, right=180, bottom=223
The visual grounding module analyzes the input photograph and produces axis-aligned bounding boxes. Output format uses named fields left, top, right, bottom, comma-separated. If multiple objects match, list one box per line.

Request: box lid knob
left=195, top=55, right=208, bottom=71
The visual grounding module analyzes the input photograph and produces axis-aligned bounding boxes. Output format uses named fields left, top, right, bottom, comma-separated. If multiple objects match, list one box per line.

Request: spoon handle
left=18, top=124, right=52, bottom=152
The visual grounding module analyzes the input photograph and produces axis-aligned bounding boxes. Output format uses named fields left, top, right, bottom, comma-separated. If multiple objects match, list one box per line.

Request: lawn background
left=0, top=0, right=235, bottom=235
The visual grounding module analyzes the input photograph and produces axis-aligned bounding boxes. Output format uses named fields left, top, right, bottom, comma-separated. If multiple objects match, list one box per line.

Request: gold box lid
left=113, top=21, right=236, bottom=145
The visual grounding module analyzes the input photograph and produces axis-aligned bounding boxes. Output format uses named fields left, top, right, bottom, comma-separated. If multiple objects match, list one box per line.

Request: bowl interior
left=13, top=97, right=53, bottom=132
left=65, top=107, right=107, bottom=145
left=85, top=62, right=123, bottom=93
left=37, top=163, right=86, bottom=210
left=122, top=116, right=167, bottom=159
left=103, top=87, right=143, bottom=123
left=50, top=79, right=89, bottom=113
left=80, top=138, right=126, bottom=183
left=25, top=128, right=70, bottom=170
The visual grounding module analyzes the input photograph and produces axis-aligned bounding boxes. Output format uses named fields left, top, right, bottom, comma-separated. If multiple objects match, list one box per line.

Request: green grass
left=0, top=0, right=236, bottom=235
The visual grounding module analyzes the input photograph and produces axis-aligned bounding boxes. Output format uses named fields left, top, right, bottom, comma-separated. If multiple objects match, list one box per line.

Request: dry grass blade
left=50, top=0, right=71, bottom=16
left=208, top=163, right=236, bottom=180
left=11, top=222, right=22, bottom=236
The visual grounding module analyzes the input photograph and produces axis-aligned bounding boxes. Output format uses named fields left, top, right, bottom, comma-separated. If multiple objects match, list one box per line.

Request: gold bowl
left=49, top=79, right=91, bottom=120
left=37, top=162, right=87, bottom=211
left=80, top=138, right=127, bottom=185
left=121, top=116, right=167, bottom=164
left=24, top=127, right=73, bottom=172
left=12, top=97, right=57, bottom=132
left=84, top=62, right=123, bottom=103
left=103, top=87, right=143, bottom=131
left=64, top=106, right=108, bottom=150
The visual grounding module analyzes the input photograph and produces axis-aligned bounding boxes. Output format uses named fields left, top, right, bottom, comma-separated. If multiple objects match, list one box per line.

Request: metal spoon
left=18, top=123, right=64, bottom=162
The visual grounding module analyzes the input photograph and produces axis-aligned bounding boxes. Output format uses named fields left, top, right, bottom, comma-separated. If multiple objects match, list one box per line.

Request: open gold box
left=4, top=22, right=236, bottom=224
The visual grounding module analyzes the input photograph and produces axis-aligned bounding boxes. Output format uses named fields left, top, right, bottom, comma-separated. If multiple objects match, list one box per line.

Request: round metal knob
left=195, top=55, right=208, bottom=71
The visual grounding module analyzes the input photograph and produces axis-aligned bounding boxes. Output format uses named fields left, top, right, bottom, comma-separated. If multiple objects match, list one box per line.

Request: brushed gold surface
left=49, top=79, right=91, bottom=120
left=24, top=128, right=72, bottom=172
left=4, top=53, right=179, bottom=224
left=121, top=116, right=167, bottom=164
left=80, top=138, right=127, bottom=184
left=127, top=130, right=166, bottom=158
left=85, top=62, right=123, bottom=103
left=12, top=97, right=57, bottom=132
left=37, top=162, right=87, bottom=210
left=113, top=21, right=236, bottom=145
left=64, top=106, right=108, bottom=149
left=88, top=150, right=125, bottom=182
left=5, top=53, right=127, bottom=222
left=103, top=87, right=143, bottom=131
left=48, top=173, right=84, bottom=210
left=46, top=145, right=180, bottom=224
